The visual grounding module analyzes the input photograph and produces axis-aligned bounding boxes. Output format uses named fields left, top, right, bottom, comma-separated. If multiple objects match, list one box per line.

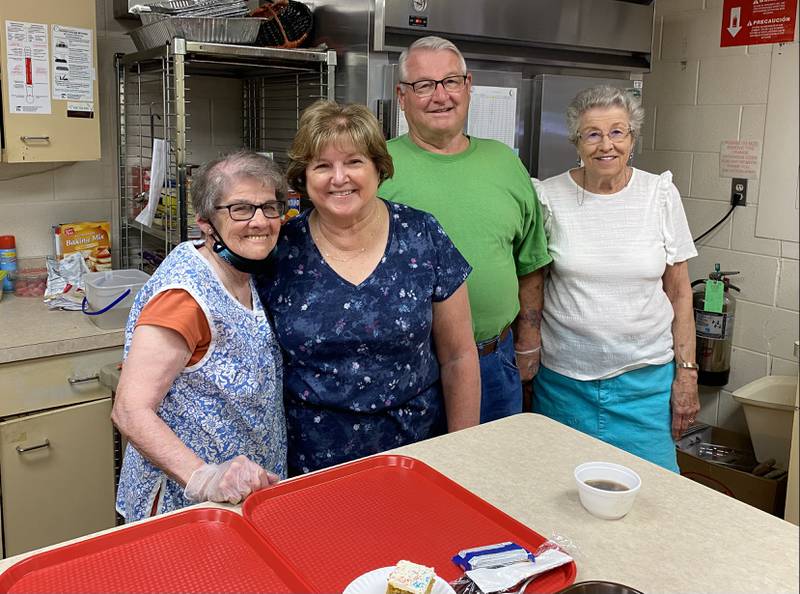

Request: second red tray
left=0, top=508, right=313, bottom=593
left=243, top=454, right=577, bottom=593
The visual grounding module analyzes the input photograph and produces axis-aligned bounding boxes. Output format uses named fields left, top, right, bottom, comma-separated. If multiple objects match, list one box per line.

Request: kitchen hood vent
left=376, top=0, right=654, bottom=72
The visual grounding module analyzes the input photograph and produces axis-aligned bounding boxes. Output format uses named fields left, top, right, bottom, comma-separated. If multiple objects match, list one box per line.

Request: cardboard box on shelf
left=677, top=425, right=788, bottom=516
left=53, top=222, right=112, bottom=272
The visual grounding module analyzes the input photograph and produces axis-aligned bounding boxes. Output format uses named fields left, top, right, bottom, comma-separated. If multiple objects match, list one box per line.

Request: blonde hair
left=286, top=100, right=394, bottom=197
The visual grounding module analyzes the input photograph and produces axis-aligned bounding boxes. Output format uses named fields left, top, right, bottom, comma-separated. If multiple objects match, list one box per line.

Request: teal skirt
left=533, top=363, right=679, bottom=472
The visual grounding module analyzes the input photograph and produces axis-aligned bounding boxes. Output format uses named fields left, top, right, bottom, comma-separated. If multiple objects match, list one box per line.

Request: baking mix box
left=53, top=221, right=112, bottom=272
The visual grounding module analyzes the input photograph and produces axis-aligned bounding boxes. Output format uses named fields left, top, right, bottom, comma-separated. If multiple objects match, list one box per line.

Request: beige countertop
left=0, top=414, right=797, bottom=592
left=0, top=294, right=124, bottom=364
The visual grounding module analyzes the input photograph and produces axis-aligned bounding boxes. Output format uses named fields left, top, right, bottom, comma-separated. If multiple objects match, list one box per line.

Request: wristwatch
left=676, top=361, right=700, bottom=370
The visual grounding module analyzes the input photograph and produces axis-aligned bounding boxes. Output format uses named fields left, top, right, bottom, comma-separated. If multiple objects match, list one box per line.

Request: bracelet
left=514, top=347, right=541, bottom=355
left=676, top=361, right=700, bottom=370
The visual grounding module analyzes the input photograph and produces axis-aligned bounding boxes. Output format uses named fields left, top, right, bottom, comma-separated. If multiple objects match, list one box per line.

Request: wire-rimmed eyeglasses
left=399, top=75, right=468, bottom=98
left=578, top=127, right=632, bottom=145
left=215, top=201, right=286, bottom=221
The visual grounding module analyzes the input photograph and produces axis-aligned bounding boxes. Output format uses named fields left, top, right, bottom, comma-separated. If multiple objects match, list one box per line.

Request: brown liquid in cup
left=584, top=479, right=630, bottom=492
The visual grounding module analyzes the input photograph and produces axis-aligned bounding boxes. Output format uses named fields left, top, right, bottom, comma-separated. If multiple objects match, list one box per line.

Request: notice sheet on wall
left=51, top=25, right=94, bottom=102
left=5, top=20, right=51, bottom=114
left=467, top=85, right=517, bottom=149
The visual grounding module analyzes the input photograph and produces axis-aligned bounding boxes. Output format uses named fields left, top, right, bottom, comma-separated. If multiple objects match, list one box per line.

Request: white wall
left=0, top=0, right=138, bottom=264
left=641, top=0, right=799, bottom=433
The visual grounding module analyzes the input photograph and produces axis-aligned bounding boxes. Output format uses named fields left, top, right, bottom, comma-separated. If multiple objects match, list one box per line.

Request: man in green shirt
left=379, top=36, right=552, bottom=423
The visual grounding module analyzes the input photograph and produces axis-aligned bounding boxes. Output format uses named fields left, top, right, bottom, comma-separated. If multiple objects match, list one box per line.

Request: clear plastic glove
left=183, top=455, right=280, bottom=504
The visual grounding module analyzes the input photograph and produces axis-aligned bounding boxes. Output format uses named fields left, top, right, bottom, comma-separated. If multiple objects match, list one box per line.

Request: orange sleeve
left=136, top=289, right=211, bottom=366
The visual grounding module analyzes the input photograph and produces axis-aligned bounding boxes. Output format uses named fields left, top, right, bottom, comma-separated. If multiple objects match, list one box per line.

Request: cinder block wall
left=640, top=1, right=799, bottom=432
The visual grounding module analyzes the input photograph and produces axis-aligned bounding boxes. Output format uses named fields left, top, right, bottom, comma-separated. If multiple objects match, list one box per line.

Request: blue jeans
left=478, top=329, right=523, bottom=423
left=533, top=363, right=679, bottom=472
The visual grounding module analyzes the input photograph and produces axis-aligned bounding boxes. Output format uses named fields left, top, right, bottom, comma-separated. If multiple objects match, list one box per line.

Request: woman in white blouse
left=532, top=85, right=699, bottom=471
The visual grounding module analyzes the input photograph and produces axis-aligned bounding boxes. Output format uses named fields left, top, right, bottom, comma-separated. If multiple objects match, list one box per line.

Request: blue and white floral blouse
left=258, top=199, right=471, bottom=475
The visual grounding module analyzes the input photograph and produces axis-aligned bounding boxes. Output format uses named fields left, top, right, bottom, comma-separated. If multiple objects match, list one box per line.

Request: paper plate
left=343, top=566, right=456, bottom=594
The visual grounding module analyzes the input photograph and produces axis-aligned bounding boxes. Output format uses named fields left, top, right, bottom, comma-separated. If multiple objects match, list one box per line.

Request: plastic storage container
left=82, top=269, right=151, bottom=330
left=732, top=375, right=797, bottom=469
left=12, top=268, right=48, bottom=297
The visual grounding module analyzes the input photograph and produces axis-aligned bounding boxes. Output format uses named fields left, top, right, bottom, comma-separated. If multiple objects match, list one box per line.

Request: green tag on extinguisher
left=704, top=279, right=724, bottom=313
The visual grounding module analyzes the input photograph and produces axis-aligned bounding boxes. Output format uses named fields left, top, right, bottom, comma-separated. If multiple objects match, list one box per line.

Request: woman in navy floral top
left=258, top=100, right=480, bottom=475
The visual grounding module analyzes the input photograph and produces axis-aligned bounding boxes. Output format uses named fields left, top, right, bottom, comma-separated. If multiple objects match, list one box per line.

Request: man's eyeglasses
left=215, top=201, right=286, bottom=221
left=578, top=127, right=631, bottom=145
left=399, top=75, right=468, bottom=98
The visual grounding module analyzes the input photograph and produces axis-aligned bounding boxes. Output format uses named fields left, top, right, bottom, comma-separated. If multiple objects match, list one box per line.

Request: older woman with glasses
left=257, top=100, right=480, bottom=476
left=113, top=150, right=287, bottom=522
left=532, top=85, right=699, bottom=472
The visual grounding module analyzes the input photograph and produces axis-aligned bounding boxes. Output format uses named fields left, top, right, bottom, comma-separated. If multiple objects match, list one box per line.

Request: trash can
left=732, top=375, right=797, bottom=469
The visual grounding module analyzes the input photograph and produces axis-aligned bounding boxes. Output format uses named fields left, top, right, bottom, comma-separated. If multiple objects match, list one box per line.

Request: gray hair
left=398, top=35, right=467, bottom=83
left=566, top=85, right=645, bottom=145
left=191, top=150, right=287, bottom=220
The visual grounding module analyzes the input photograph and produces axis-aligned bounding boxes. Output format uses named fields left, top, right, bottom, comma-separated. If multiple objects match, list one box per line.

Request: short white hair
left=398, top=36, right=467, bottom=83
left=566, top=85, right=645, bottom=145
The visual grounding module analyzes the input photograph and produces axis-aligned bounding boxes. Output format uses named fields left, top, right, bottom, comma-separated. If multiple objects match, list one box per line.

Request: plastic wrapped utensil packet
left=450, top=541, right=573, bottom=594
left=44, top=253, right=89, bottom=310
left=466, top=548, right=573, bottom=593
left=453, top=542, right=534, bottom=571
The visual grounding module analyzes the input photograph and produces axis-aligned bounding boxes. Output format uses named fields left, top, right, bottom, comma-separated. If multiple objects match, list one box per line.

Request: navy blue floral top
left=258, top=199, right=471, bottom=475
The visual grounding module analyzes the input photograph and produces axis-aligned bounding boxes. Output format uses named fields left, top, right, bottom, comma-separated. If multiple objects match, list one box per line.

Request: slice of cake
left=386, top=560, right=435, bottom=594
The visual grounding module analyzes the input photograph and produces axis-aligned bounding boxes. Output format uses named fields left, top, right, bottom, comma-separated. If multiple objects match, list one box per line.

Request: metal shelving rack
left=116, top=39, right=336, bottom=271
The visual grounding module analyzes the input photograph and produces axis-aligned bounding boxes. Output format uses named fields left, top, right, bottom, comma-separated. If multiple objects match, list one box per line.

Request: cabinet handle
left=20, top=135, right=51, bottom=143
left=16, top=439, right=50, bottom=454
left=68, top=373, right=100, bottom=385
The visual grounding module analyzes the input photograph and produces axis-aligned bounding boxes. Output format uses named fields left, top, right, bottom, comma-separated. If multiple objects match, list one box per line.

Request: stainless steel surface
left=15, top=440, right=50, bottom=454
left=532, top=74, right=638, bottom=179
left=312, top=0, right=652, bottom=173
left=379, top=0, right=653, bottom=55
left=67, top=374, right=101, bottom=385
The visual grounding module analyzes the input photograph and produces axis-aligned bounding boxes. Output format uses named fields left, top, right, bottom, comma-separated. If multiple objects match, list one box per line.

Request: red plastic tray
left=0, top=508, right=313, bottom=593
left=243, top=454, right=577, bottom=593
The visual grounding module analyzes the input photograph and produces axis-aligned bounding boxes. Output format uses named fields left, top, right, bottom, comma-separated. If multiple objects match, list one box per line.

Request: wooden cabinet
left=0, top=347, right=120, bottom=558
left=0, top=399, right=116, bottom=557
left=0, top=0, right=100, bottom=162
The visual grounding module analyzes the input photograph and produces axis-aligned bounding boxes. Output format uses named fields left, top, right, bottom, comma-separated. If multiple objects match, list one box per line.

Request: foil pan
left=129, top=17, right=261, bottom=51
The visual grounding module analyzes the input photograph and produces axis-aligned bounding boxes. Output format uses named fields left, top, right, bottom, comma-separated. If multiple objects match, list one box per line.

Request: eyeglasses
left=578, top=127, right=631, bottom=145
left=399, top=75, right=468, bottom=98
left=215, top=201, right=286, bottom=221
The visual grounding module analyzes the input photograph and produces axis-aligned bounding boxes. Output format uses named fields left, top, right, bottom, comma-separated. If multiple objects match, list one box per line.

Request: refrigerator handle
left=376, top=99, right=392, bottom=140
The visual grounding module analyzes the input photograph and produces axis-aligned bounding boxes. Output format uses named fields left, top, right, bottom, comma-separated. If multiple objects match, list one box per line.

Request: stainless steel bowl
left=556, top=581, right=644, bottom=594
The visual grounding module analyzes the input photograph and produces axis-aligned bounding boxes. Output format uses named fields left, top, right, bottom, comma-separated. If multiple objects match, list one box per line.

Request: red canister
left=0, top=235, right=17, bottom=292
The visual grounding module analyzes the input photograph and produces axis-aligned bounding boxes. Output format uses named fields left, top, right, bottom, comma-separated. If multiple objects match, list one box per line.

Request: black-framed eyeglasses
left=215, top=201, right=286, bottom=221
left=399, top=75, right=468, bottom=98
left=578, top=127, right=631, bottom=145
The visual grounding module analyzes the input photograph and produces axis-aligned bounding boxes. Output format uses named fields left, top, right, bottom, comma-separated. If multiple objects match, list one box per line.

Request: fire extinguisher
left=691, top=263, right=740, bottom=386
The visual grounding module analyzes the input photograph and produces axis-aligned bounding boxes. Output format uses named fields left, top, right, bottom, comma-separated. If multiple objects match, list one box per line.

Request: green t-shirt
left=380, top=135, right=551, bottom=342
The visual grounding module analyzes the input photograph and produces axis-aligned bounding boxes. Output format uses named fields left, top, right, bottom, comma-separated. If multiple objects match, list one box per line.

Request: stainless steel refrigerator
left=311, top=0, right=654, bottom=177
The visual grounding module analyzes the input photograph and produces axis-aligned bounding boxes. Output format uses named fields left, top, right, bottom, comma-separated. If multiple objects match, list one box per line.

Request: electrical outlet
left=731, top=178, right=748, bottom=206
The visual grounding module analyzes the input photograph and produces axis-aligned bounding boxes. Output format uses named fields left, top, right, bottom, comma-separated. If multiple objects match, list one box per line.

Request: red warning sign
left=721, top=0, right=798, bottom=47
